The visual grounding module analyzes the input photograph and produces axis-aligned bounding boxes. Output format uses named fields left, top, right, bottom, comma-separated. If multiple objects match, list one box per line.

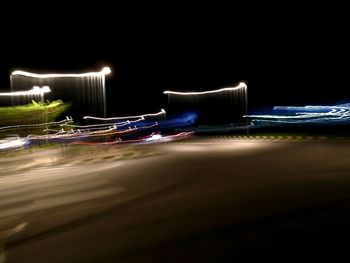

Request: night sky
left=1, top=5, right=348, bottom=116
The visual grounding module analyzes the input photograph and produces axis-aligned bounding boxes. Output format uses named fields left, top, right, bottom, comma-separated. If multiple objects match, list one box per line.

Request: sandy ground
left=1, top=139, right=350, bottom=262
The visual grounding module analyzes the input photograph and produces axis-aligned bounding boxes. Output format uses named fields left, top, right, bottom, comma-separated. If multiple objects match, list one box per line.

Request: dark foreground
left=2, top=138, right=350, bottom=262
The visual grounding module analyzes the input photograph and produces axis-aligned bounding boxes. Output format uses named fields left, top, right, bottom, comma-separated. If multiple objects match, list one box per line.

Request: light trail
left=0, top=117, right=73, bottom=131
left=245, top=103, right=350, bottom=125
left=83, top=109, right=166, bottom=121
left=73, top=131, right=193, bottom=145
left=26, top=121, right=159, bottom=145
left=0, top=137, right=28, bottom=150
left=163, top=82, right=247, bottom=96
left=62, top=118, right=144, bottom=129
left=11, top=67, right=111, bottom=78
left=0, top=86, right=51, bottom=96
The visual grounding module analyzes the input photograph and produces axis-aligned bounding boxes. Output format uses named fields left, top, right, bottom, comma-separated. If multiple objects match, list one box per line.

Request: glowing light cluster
left=15, top=109, right=165, bottom=145
left=163, top=82, right=247, bottom=96
left=0, top=110, right=196, bottom=148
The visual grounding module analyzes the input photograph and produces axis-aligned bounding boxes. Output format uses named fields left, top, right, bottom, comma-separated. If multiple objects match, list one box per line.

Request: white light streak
left=145, top=134, right=162, bottom=141
left=163, top=82, right=247, bottom=96
left=83, top=109, right=166, bottom=121
left=63, top=118, right=144, bottom=129
left=0, top=86, right=51, bottom=96
left=0, top=117, right=72, bottom=131
left=11, top=67, right=112, bottom=78
left=245, top=104, right=350, bottom=124
left=0, top=137, right=27, bottom=150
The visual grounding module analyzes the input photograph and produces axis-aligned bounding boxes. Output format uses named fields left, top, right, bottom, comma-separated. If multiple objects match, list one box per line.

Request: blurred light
left=0, top=117, right=73, bottom=131
left=0, top=137, right=27, bottom=150
left=83, top=109, right=166, bottom=121
left=11, top=67, right=112, bottom=78
left=42, top=86, right=51, bottom=92
left=245, top=102, right=350, bottom=125
left=145, top=134, right=162, bottom=141
left=101, top=67, right=111, bottom=75
left=164, top=82, right=247, bottom=96
left=0, top=86, right=51, bottom=96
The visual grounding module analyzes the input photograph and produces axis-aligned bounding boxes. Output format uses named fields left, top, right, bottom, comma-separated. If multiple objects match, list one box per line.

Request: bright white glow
left=0, top=137, right=27, bottom=150
left=11, top=67, right=112, bottom=78
left=163, top=82, right=247, bottom=96
left=145, top=134, right=162, bottom=141
left=83, top=109, right=166, bottom=121
left=0, top=86, right=51, bottom=96
left=42, top=86, right=51, bottom=92
left=101, top=67, right=111, bottom=75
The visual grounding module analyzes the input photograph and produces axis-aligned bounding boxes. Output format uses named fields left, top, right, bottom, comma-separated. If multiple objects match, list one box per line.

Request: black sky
left=1, top=4, right=349, bottom=116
